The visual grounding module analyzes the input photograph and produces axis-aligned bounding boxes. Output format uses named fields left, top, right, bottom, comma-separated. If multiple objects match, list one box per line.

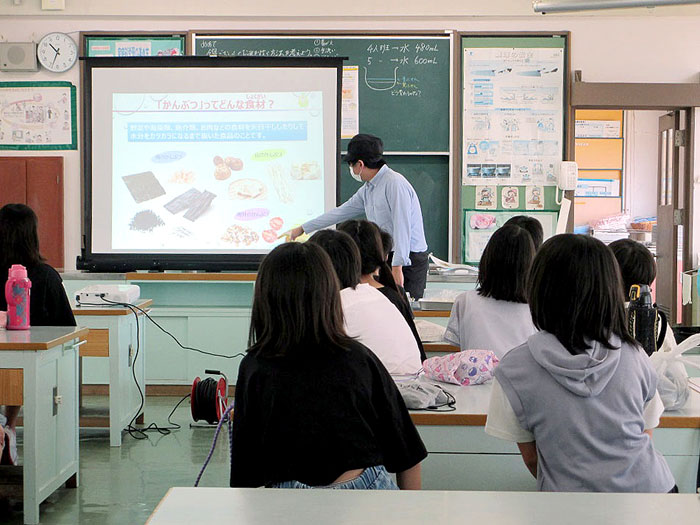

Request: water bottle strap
left=655, top=307, right=668, bottom=350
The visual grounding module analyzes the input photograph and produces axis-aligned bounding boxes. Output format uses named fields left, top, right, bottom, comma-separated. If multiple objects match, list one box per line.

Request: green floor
left=4, top=396, right=230, bottom=525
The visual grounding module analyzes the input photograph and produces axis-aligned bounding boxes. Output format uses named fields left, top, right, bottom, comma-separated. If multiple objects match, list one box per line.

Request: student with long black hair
left=444, top=224, right=536, bottom=359
left=0, top=203, right=76, bottom=466
left=486, top=234, right=675, bottom=493
left=338, top=219, right=426, bottom=363
left=230, top=242, right=426, bottom=489
left=0, top=204, right=75, bottom=326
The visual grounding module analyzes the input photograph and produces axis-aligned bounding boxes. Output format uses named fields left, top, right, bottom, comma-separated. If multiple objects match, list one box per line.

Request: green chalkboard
left=192, top=35, right=450, bottom=152
left=340, top=155, right=449, bottom=260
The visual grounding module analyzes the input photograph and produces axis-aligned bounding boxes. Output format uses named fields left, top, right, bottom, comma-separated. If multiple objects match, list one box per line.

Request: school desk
left=147, top=487, right=700, bottom=525
left=408, top=381, right=700, bottom=493
left=73, top=299, right=152, bottom=446
left=0, top=325, right=88, bottom=525
left=61, top=272, right=476, bottom=392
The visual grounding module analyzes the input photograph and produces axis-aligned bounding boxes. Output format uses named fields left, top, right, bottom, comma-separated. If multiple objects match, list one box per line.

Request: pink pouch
left=423, top=350, right=499, bottom=386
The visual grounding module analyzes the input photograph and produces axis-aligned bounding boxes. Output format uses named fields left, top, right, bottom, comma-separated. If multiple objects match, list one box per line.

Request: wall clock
left=37, top=32, right=78, bottom=73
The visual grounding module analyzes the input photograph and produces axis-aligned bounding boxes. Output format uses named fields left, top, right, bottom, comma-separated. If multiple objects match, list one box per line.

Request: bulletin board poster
left=85, top=36, right=185, bottom=57
left=462, top=45, right=565, bottom=186
left=464, top=209, right=558, bottom=264
left=0, top=81, right=77, bottom=150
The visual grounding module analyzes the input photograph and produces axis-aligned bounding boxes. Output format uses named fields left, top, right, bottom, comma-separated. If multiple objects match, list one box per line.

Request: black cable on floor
left=76, top=297, right=244, bottom=441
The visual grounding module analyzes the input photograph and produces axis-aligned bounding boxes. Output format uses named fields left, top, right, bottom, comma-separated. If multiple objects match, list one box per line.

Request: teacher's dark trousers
left=401, top=250, right=429, bottom=300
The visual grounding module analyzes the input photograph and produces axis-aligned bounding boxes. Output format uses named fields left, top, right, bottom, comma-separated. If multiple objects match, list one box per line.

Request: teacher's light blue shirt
left=302, top=164, right=427, bottom=267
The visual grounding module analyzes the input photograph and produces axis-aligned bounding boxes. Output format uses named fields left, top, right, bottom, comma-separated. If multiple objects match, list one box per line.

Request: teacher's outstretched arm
left=289, top=189, right=366, bottom=240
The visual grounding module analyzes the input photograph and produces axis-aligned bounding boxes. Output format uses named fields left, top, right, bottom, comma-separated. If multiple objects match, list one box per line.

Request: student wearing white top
left=444, top=224, right=537, bottom=359
left=309, top=229, right=423, bottom=375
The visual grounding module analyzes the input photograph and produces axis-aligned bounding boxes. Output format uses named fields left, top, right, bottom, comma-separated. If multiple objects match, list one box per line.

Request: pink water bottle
left=5, top=264, right=31, bottom=330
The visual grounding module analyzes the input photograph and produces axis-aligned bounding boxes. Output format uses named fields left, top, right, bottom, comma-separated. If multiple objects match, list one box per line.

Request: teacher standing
left=289, top=134, right=429, bottom=299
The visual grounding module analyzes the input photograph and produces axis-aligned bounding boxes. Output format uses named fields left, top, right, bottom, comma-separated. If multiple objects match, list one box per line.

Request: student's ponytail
left=338, top=220, right=406, bottom=301
left=377, top=259, right=402, bottom=297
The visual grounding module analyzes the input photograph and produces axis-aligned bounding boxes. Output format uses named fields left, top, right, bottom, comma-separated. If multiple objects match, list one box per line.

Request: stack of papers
left=429, top=254, right=478, bottom=275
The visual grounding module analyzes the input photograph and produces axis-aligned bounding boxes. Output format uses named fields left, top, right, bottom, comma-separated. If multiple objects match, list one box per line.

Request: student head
left=339, top=220, right=402, bottom=295
left=477, top=224, right=535, bottom=304
left=0, top=203, right=43, bottom=272
left=529, top=234, right=635, bottom=355
left=308, top=229, right=362, bottom=289
left=608, top=238, right=656, bottom=299
left=344, top=133, right=386, bottom=174
left=503, top=215, right=544, bottom=251
left=337, top=220, right=384, bottom=277
left=379, top=229, right=393, bottom=262
left=248, top=242, right=352, bottom=358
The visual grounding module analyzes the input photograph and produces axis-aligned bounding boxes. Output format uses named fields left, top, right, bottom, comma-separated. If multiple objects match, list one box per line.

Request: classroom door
left=656, top=111, right=686, bottom=324
left=0, top=156, right=64, bottom=269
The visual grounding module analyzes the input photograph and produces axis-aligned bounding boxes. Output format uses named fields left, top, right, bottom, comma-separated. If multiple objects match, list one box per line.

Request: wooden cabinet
left=0, top=157, right=64, bottom=269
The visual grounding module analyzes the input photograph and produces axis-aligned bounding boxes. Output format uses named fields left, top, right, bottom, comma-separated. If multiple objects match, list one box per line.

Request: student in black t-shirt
left=0, top=203, right=76, bottom=465
left=230, top=242, right=427, bottom=489
left=338, top=220, right=426, bottom=363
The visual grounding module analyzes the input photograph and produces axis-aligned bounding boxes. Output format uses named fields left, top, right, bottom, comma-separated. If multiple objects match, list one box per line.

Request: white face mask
left=349, top=164, right=363, bottom=182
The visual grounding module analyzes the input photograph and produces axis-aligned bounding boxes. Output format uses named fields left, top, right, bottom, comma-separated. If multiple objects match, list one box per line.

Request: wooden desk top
left=414, top=310, right=450, bottom=318
left=72, top=299, right=153, bottom=316
left=409, top=381, right=700, bottom=429
left=148, top=488, right=700, bottom=525
left=423, top=342, right=459, bottom=353
left=0, top=326, right=88, bottom=351
left=126, top=272, right=256, bottom=282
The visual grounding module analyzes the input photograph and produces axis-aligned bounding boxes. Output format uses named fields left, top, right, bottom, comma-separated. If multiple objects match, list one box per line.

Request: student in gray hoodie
left=486, top=234, right=676, bottom=493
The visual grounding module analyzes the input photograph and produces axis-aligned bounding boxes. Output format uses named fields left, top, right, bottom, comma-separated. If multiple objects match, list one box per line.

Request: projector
left=76, top=285, right=141, bottom=305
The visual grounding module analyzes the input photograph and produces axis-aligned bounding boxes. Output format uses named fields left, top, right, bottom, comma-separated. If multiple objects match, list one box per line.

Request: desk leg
left=65, top=473, right=78, bottom=489
left=78, top=356, right=83, bottom=409
left=22, top=359, right=40, bottom=525
left=108, top=325, right=122, bottom=447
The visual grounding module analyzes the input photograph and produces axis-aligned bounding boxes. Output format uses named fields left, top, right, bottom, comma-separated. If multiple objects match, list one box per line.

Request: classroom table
left=0, top=325, right=88, bottom=525
left=408, top=381, right=700, bottom=493
left=73, top=299, right=152, bottom=446
left=146, top=487, right=700, bottom=525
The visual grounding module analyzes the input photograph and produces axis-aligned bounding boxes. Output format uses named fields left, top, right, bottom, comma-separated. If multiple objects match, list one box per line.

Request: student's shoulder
left=497, top=340, right=534, bottom=369
left=30, top=262, right=62, bottom=280
left=452, top=289, right=479, bottom=308
left=344, top=340, right=389, bottom=369
left=620, top=340, right=656, bottom=372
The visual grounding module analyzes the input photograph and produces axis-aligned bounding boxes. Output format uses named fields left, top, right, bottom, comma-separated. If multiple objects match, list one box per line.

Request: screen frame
left=78, top=55, right=344, bottom=272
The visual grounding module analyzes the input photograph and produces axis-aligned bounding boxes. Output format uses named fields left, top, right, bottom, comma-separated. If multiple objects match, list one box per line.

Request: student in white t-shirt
left=309, top=229, right=423, bottom=376
left=444, top=224, right=537, bottom=359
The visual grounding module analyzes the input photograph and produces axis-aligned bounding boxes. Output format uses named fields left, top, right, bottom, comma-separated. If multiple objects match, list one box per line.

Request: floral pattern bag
left=423, top=349, right=499, bottom=386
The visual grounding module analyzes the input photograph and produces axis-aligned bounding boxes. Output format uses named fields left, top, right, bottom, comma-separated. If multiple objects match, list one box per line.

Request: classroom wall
left=1, top=10, right=699, bottom=268
left=3, top=0, right=700, bottom=19
left=624, top=110, right=667, bottom=220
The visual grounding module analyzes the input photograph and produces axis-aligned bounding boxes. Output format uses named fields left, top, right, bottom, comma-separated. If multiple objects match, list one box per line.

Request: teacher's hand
left=281, top=226, right=304, bottom=242
left=391, top=265, right=404, bottom=287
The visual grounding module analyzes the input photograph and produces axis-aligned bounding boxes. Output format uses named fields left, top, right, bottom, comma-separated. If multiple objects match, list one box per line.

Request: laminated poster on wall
left=462, top=47, right=564, bottom=187
left=464, top=209, right=557, bottom=263
left=475, top=185, right=497, bottom=210
left=526, top=185, right=545, bottom=210
left=341, top=66, right=360, bottom=139
left=501, top=186, right=519, bottom=209
left=0, top=81, right=77, bottom=150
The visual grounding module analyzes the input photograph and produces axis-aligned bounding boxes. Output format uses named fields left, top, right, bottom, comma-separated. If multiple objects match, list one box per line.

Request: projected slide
left=110, top=91, right=325, bottom=252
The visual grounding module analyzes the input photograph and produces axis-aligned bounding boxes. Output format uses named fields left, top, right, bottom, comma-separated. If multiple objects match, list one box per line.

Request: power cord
left=76, top=297, right=245, bottom=440
left=83, top=297, right=247, bottom=360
